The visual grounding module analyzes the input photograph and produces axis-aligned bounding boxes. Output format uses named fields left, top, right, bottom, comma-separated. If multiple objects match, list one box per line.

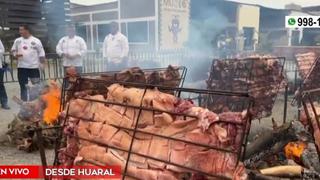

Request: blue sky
left=70, top=0, right=320, bottom=8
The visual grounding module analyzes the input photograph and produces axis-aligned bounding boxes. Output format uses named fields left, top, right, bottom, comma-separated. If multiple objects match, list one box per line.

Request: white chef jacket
left=56, top=36, right=87, bottom=67
left=0, top=39, right=4, bottom=68
left=11, top=36, right=45, bottom=69
left=102, top=32, right=129, bottom=63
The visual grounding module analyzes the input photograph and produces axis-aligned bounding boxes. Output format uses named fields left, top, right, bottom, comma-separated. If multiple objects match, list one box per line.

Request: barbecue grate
left=294, top=57, right=320, bottom=102
left=205, top=57, right=286, bottom=119
left=301, top=88, right=320, bottom=163
left=52, top=79, right=254, bottom=180
left=295, top=53, right=318, bottom=80
left=60, top=66, right=187, bottom=110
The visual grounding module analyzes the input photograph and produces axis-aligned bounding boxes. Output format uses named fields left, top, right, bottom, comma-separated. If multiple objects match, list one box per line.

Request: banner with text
left=159, top=0, right=190, bottom=49
left=0, top=165, right=121, bottom=179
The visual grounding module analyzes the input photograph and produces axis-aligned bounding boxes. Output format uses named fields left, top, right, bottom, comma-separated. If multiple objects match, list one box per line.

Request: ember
left=284, top=141, right=307, bottom=164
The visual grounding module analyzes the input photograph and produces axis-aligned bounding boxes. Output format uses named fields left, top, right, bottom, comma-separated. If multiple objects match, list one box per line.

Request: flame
left=284, top=141, right=306, bottom=163
left=41, top=81, right=61, bottom=125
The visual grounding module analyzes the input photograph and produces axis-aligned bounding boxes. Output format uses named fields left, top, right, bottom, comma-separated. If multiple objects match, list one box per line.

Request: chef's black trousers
left=18, top=68, right=40, bottom=101
left=0, top=69, right=8, bottom=106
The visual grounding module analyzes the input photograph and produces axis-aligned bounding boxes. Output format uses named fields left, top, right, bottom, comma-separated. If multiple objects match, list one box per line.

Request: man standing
left=103, top=22, right=129, bottom=71
left=0, top=39, right=9, bottom=109
left=11, top=25, right=46, bottom=101
left=56, top=24, right=87, bottom=75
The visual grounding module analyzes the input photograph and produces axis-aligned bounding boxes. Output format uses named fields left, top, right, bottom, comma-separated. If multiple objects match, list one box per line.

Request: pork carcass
left=299, top=56, right=320, bottom=93
left=206, top=57, right=284, bottom=119
left=60, top=84, right=249, bottom=180
left=67, top=66, right=182, bottom=100
left=295, top=52, right=317, bottom=79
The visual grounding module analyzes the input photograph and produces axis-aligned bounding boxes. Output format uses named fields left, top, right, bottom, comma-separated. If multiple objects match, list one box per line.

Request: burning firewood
left=6, top=80, right=61, bottom=152
left=284, top=141, right=307, bottom=164
left=7, top=115, right=37, bottom=150
left=244, top=120, right=319, bottom=170
left=6, top=115, right=58, bottom=152
left=245, top=122, right=296, bottom=161
left=245, top=119, right=320, bottom=178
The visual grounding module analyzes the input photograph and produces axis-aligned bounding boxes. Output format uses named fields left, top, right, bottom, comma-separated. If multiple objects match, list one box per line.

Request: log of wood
left=245, top=122, right=297, bottom=159
left=248, top=170, right=290, bottom=180
left=244, top=140, right=289, bottom=168
left=259, top=165, right=302, bottom=177
left=12, top=96, right=24, bottom=105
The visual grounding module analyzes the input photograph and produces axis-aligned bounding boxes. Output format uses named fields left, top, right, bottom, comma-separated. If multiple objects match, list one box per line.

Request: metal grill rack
left=293, top=57, right=320, bottom=122
left=80, top=66, right=187, bottom=89
left=205, top=57, right=286, bottom=119
left=50, top=79, right=254, bottom=180
left=295, top=57, right=320, bottom=100
left=61, top=66, right=187, bottom=109
left=301, top=88, right=320, bottom=162
left=295, top=54, right=319, bottom=81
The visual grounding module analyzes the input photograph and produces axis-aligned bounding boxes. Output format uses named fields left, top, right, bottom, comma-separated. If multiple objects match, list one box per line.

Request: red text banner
left=0, top=165, right=121, bottom=179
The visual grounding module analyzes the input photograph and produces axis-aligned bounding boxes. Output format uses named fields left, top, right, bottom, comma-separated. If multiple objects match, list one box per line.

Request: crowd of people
left=0, top=21, right=129, bottom=109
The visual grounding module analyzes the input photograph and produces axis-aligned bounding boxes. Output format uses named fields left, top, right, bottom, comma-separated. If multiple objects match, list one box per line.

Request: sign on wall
left=159, top=0, right=190, bottom=49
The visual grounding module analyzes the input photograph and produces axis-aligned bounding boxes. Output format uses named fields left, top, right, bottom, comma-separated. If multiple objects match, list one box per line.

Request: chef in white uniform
left=11, top=25, right=46, bottom=101
left=103, top=22, right=129, bottom=71
left=0, top=39, right=9, bottom=109
left=56, top=24, right=87, bottom=75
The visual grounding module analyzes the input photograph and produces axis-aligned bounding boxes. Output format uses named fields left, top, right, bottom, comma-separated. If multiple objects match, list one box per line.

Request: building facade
left=71, top=0, right=157, bottom=51
left=71, top=0, right=191, bottom=52
left=0, top=0, right=72, bottom=51
left=190, top=0, right=260, bottom=53
left=260, top=5, right=315, bottom=48
left=0, top=0, right=46, bottom=48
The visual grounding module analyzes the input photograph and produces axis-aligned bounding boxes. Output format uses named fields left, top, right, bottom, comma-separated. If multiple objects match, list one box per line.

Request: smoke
left=186, top=1, right=231, bottom=54
left=16, top=83, right=46, bottom=119
left=178, top=2, right=232, bottom=85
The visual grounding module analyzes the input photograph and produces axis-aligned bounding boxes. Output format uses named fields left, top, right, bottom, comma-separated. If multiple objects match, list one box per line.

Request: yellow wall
left=237, top=5, right=260, bottom=46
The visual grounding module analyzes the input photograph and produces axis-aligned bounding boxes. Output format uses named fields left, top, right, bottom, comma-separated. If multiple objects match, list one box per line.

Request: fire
left=41, top=81, right=61, bottom=125
left=284, top=141, right=307, bottom=163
